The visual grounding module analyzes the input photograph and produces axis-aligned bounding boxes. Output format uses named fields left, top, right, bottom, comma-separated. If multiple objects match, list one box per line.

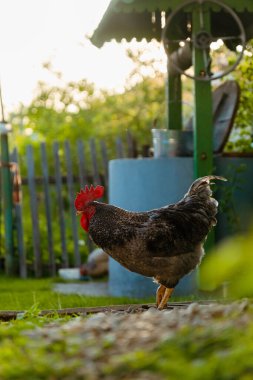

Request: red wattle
left=81, top=213, right=89, bottom=232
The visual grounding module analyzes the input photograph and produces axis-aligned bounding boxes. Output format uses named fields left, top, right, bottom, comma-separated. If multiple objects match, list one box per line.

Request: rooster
left=75, top=176, right=226, bottom=309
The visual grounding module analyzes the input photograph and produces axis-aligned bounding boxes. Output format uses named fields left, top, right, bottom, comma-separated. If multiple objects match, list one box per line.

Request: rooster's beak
left=76, top=210, right=83, bottom=216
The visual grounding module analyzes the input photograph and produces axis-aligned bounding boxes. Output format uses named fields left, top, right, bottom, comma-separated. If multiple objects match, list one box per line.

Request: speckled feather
left=85, top=176, right=226, bottom=288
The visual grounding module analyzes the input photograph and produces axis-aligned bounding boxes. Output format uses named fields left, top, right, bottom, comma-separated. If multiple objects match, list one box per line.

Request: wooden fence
left=1, top=133, right=140, bottom=277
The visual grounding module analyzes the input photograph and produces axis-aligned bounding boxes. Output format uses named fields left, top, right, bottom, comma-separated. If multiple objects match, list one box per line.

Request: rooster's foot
left=157, top=287, right=174, bottom=310
left=156, top=285, right=166, bottom=307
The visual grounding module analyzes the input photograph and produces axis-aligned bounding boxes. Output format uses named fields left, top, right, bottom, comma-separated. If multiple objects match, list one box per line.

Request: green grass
left=0, top=276, right=151, bottom=311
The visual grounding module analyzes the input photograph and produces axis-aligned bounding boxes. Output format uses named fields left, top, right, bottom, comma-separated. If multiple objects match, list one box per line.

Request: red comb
left=75, top=185, right=104, bottom=211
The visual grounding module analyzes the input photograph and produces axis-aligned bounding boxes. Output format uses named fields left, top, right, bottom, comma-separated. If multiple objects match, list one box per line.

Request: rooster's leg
left=157, top=288, right=174, bottom=310
left=156, top=285, right=166, bottom=307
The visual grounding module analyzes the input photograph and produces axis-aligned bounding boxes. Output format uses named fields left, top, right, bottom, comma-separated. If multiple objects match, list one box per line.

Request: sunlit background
left=0, top=0, right=150, bottom=113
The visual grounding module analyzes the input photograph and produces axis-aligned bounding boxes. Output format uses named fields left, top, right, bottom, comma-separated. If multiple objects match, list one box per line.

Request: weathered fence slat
left=116, top=137, right=124, bottom=158
left=100, top=140, right=109, bottom=188
left=26, top=145, right=42, bottom=277
left=53, top=142, right=69, bottom=268
left=64, top=140, right=80, bottom=267
left=77, top=140, right=88, bottom=188
left=89, top=138, right=101, bottom=185
left=40, top=143, right=56, bottom=276
left=12, top=148, right=27, bottom=278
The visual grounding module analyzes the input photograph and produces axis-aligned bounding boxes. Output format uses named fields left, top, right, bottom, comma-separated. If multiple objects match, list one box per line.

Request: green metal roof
left=91, top=0, right=253, bottom=47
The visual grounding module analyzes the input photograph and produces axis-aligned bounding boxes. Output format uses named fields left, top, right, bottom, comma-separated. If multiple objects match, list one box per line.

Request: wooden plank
left=40, top=142, right=56, bottom=276
left=26, top=145, right=42, bottom=277
left=100, top=140, right=109, bottom=188
left=64, top=140, right=80, bottom=267
left=89, top=138, right=101, bottom=185
left=0, top=301, right=217, bottom=321
left=53, top=142, right=68, bottom=268
left=77, top=140, right=88, bottom=188
left=12, top=148, right=27, bottom=278
left=116, top=137, right=124, bottom=158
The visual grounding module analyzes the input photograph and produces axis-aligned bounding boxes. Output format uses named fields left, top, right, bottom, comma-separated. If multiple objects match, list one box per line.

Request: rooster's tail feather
left=186, top=175, right=227, bottom=199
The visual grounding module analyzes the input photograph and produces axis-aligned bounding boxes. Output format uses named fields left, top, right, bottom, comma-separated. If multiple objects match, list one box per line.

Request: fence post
left=0, top=124, right=14, bottom=275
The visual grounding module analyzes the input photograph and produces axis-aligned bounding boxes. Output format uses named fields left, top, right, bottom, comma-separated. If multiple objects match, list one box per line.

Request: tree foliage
left=225, top=40, right=253, bottom=152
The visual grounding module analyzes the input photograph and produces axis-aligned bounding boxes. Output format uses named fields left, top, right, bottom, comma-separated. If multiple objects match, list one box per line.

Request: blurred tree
left=225, top=39, right=253, bottom=153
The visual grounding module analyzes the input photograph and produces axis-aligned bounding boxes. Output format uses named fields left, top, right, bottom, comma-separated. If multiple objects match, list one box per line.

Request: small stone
left=185, top=302, right=201, bottom=317
left=144, top=307, right=159, bottom=314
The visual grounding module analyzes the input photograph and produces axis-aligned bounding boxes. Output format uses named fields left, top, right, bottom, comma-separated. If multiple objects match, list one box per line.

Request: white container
left=151, top=129, right=169, bottom=158
left=58, top=268, right=81, bottom=280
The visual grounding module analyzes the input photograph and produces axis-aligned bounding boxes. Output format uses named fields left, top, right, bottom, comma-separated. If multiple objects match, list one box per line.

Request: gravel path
left=18, top=299, right=252, bottom=380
